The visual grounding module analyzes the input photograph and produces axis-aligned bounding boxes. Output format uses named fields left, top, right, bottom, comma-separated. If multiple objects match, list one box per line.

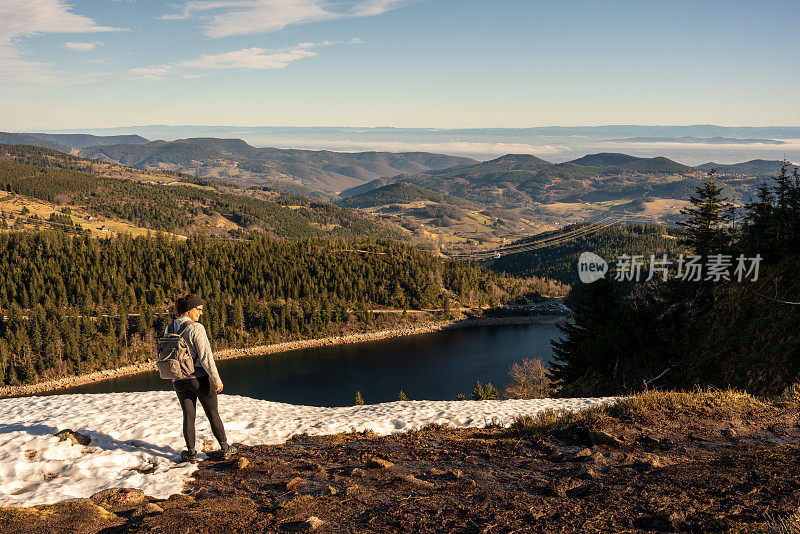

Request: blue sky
left=1, top=0, right=798, bottom=130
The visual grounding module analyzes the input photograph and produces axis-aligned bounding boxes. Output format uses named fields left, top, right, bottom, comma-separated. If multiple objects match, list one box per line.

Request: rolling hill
left=343, top=152, right=702, bottom=207
left=335, top=151, right=781, bottom=255
left=77, top=138, right=477, bottom=195
left=697, top=159, right=788, bottom=176
left=26, top=133, right=150, bottom=148
left=0, top=132, right=72, bottom=153
left=0, top=132, right=150, bottom=151
left=0, top=144, right=402, bottom=242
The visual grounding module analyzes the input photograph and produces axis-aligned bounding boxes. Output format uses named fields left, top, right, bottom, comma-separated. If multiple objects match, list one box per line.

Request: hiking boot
left=180, top=449, right=198, bottom=464
left=222, top=445, right=238, bottom=460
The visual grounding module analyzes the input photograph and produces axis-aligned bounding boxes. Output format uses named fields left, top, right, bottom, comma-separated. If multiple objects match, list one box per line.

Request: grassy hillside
left=0, top=153, right=400, bottom=241
left=78, top=138, right=477, bottom=195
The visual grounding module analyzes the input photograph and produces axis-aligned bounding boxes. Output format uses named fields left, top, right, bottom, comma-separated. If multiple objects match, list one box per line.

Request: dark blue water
left=54, top=323, right=561, bottom=406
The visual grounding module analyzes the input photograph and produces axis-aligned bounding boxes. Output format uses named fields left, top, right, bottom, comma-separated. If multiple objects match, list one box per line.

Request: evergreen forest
left=0, top=233, right=547, bottom=386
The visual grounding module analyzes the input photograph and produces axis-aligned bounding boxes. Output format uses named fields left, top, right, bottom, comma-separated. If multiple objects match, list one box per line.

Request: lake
left=55, top=322, right=562, bottom=406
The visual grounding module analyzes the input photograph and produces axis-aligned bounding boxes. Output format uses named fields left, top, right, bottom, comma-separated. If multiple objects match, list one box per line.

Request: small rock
left=589, top=430, right=624, bottom=447
left=632, top=454, right=667, bottom=471
left=300, top=462, right=324, bottom=472
left=590, top=452, right=606, bottom=465
left=366, top=457, right=394, bottom=470
left=279, top=516, right=325, bottom=532
left=144, top=502, right=163, bottom=514
left=397, top=475, right=435, bottom=490
left=287, top=477, right=307, bottom=492
left=132, top=502, right=164, bottom=516
left=349, top=468, right=366, bottom=478
left=669, top=510, right=687, bottom=524
left=344, top=484, right=360, bottom=496
left=90, top=488, right=147, bottom=512
left=305, top=516, right=324, bottom=531
left=236, top=457, right=250, bottom=470
left=578, top=466, right=600, bottom=480
left=534, top=438, right=559, bottom=456
left=194, top=487, right=217, bottom=500
left=322, top=485, right=338, bottom=496
left=55, top=429, right=91, bottom=446
left=572, top=448, right=593, bottom=462
left=428, top=467, right=447, bottom=476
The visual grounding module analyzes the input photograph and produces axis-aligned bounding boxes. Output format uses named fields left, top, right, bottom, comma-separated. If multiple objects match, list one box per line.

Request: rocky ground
left=3, top=390, right=800, bottom=533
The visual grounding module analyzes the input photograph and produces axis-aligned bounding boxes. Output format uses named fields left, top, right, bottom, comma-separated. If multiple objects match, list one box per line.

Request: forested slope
left=0, top=232, right=549, bottom=387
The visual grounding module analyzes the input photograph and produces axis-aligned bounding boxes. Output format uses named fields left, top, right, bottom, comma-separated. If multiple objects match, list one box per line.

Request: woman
left=168, top=293, right=236, bottom=463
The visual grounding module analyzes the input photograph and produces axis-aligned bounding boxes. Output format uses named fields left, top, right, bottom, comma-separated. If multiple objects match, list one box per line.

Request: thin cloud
left=65, top=41, right=104, bottom=52
left=128, top=64, right=174, bottom=80
left=180, top=46, right=317, bottom=70
left=129, top=39, right=358, bottom=79
left=162, top=0, right=420, bottom=39
left=0, top=0, right=124, bottom=79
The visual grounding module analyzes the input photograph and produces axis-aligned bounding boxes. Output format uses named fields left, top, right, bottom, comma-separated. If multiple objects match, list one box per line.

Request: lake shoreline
left=0, top=313, right=567, bottom=399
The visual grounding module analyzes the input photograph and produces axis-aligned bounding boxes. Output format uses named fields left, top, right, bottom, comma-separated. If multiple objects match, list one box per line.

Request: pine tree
left=396, top=390, right=408, bottom=401
left=470, top=381, right=499, bottom=400
left=550, top=277, right=619, bottom=392
left=353, top=390, right=365, bottom=405
left=676, top=170, right=733, bottom=256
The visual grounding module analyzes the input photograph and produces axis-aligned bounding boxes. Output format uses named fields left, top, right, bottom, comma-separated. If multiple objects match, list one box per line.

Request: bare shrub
left=503, top=358, right=552, bottom=399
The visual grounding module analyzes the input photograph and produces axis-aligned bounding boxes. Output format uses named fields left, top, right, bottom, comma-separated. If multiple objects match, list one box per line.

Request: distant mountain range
left=0, top=130, right=790, bottom=211
left=2, top=132, right=796, bottom=260
left=47, top=124, right=800, bottom=140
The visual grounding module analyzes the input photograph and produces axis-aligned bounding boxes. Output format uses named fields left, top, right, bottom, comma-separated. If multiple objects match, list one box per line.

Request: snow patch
left=0, top=391, right=614, bottom=506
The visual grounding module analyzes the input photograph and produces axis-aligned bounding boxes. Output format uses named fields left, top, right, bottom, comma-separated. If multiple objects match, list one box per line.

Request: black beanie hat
left=176, top=294, right=204, bottom=315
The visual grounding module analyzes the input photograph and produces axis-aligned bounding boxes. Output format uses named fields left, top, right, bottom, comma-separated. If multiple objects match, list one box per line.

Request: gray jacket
left=165, top=316, right=222, bottom=388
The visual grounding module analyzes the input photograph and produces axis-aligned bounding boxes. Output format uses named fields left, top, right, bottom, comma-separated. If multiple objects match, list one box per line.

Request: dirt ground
left=3, top=393, right=800, bottom=533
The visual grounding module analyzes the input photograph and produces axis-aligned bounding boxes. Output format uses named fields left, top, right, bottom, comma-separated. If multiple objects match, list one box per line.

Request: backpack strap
left=176, top=321, right=192, bottom=336
left=169, top=319, right=193, bottom=336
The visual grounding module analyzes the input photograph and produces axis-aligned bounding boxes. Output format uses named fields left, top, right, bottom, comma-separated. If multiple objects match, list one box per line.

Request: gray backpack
left=156, top=321, right=196, bottom=380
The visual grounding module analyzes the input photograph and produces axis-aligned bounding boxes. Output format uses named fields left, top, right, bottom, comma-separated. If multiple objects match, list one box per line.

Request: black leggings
left=173, top=375, right=228, bottom=452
